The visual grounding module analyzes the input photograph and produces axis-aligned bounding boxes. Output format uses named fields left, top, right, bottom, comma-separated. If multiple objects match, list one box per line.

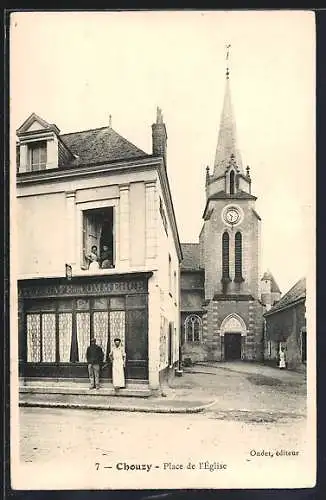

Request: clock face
left=225, top=207, right=240, bottom=225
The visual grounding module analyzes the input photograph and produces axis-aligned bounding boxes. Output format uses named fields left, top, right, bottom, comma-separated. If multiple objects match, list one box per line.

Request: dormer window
left=29, top=141, right=47, bottom=171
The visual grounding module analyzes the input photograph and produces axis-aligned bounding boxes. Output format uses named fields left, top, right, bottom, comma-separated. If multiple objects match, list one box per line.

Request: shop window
left=27, top=314, right=41, bottom=362
left=109, top=310, right=126, bottom=351
left=24, top=296, right=130, bottom=364
left=76, top=298, right=90, bottom=310
left=93, top=297, right=109, bottom=310
left=185, top=314, right=202, bottom=343
left=126, top=295, right=147, bottom=308
left=82, top=207, right=115, bottom=270
left=29, top=141, right=47, bottom=171
left=110, top=297, right=125, bottom=310
left=58, top=313, right=73, bottom=362
left=41, top=314, right=56, bottom=362
left=93, top=311, right=109, bottom=359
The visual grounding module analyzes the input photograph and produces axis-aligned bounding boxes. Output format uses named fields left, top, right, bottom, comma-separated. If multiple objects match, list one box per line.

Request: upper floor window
left=185, top=314, right=202, bottom=343
left=82, top=207, right=115, bottom=271
left=29, top=141, right=47, bottom=171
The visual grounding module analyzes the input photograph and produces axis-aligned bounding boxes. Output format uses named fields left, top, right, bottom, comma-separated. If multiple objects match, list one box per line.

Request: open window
left=82, top=207, right=115, bottom=270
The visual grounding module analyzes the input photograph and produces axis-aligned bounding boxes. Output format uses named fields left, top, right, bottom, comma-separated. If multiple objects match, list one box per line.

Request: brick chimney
left=152, top=106, right=167, bottom=166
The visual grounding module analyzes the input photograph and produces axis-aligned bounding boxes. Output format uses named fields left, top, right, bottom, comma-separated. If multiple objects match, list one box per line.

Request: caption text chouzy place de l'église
left=95, top=461, right=228, bottom=472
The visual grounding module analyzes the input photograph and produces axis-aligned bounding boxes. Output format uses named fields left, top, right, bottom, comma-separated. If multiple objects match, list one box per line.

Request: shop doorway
left=224, top=333, right=242, bottom=360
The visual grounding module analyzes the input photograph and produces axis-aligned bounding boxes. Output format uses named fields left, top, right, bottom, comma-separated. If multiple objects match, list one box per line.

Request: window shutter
left=82, top=213, right=87, bottom=268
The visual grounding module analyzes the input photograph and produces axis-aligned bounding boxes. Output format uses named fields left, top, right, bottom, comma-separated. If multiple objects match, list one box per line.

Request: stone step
left=19, top=385, right=152, bottom=398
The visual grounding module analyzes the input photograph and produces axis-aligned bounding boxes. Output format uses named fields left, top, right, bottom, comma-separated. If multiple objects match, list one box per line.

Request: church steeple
left=213, top=45, right=243, bottom=179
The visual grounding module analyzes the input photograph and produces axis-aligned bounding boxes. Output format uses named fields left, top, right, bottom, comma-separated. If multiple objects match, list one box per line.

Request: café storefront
left=18, top=272, right=152, bottom=382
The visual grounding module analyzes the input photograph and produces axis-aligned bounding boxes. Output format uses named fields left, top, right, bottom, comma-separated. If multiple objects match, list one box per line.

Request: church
left=180, top=65, right=281, bottom=363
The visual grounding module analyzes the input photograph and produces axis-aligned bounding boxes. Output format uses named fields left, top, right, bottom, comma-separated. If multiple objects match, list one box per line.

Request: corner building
left=16, top=109, right=182, bottom=393
left=181, top=69, right=265, bottom=363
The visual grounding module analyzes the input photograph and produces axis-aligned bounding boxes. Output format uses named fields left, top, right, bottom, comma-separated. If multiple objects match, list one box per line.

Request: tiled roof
left=59, top=126, right=149, bottom=167
left=181, top=243, right=202, bottom=270
left=265, top=278, right=306, bottom=315
left=261, top=270, right=281, bottom=293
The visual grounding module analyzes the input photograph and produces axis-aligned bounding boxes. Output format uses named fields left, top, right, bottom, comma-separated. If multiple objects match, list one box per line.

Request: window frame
left=77, top=199, right=117, bottom=271
left=184, top=314, right=202, bottom=343
left=24, top=295, right=150, bottom=364
left=28, top=141, right=47, bottom=171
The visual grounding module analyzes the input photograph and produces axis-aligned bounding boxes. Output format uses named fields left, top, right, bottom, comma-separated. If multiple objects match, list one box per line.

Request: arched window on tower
left=222, top=232, right=230, bottom=283
left=230, top=170, right=235, bottom=195
left=184, top=315, right=202, bottom=343
left=234, top=231, right=244, bottom=282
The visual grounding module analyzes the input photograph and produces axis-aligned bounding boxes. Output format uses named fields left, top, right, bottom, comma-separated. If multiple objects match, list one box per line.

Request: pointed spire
left=226, top=43, right=231, bottom=80
left=213, top=46, right=243, bottom=178
left=205, top=165, right=210, bottom=185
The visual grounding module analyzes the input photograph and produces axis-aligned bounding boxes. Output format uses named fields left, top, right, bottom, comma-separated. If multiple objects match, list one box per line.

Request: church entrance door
left=224, top=333, right=242, bottom=360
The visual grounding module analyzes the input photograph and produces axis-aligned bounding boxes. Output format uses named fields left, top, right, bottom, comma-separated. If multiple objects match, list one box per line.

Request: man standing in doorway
left=86, top=338, right=104, bottom=389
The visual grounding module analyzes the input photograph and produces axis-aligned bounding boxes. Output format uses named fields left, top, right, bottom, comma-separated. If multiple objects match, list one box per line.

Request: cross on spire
left=226, top=43, right=231, bottom=79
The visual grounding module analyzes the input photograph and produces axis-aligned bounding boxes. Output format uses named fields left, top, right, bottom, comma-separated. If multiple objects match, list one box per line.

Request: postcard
left=9, top=9, right=316, bottom=490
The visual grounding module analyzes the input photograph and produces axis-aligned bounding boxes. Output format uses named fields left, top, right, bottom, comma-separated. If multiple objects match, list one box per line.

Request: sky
left=10, top=10, right=315, bottom=294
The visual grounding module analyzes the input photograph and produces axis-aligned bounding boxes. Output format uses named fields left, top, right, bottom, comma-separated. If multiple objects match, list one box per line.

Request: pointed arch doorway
left=220, top=314, right=247, bottom=361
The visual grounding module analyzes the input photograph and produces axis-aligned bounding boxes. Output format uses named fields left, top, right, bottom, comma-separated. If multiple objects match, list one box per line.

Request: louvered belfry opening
left=222, top=232, right=230, bottom=282
left=234, top=231, right=244, bottom=282
left=230, top=170, right=235, bottom=194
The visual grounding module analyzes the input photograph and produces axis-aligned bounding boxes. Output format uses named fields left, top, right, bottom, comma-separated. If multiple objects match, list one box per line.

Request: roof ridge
left=267, top=277, right=306, bottom=314
left=282, top=277, right=306, bottom=297
left=61, top=125, right=147, bottom=156
left=60, top=125, right=112, bottom=137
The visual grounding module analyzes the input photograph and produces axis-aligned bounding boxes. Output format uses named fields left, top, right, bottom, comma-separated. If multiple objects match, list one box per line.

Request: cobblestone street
left=14, top=363, right=314, bottom=490
left=167, top=361, right=307, bottom=417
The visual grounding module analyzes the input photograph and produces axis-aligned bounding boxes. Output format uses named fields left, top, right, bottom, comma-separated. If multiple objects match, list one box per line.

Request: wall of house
left=155, top=178, right=180, bottom=378
left=264, top=302, right=306, bottom=369
left=16, top=192, right=66, bottom=276
left=16, top=169, right=157, bottom=278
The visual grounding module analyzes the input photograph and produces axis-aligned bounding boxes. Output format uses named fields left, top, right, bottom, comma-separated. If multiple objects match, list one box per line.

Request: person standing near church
left=279, top=346, right=286, bottom=369
left=109, top=338, right=126, bottom=391
left=86, top=338, right=104, bottom=389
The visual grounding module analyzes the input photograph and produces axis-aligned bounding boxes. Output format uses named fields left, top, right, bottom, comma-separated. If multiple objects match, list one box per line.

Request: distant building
left=16, top=108, right=182, bottom=392
left=180, top=66, right=281, bottom=364
left=264, top=278, right=306, bottom=370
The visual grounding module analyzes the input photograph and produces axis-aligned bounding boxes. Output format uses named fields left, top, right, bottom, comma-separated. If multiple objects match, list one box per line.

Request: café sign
left=19, top=279, right=147, bottom=298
